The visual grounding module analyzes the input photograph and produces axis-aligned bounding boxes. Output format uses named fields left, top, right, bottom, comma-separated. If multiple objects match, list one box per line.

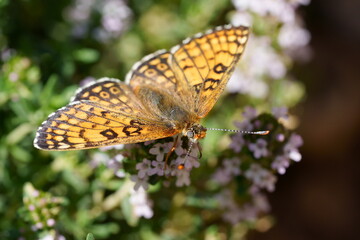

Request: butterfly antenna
left=178, top=141, right=194, bottom=170
left=206, top=128, right=270, bottom=135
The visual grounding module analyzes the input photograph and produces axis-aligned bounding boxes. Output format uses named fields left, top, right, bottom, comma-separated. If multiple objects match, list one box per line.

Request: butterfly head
left=183, top=123, right=207, bottom=143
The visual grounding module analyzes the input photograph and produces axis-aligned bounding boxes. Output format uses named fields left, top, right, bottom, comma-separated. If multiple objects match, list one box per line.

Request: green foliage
left=86, top=233, right=95, bottom=240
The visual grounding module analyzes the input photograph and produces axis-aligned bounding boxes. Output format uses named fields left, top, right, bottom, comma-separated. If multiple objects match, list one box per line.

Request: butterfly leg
left=177, top=140, right=203, bottom=170
left=197, top=142, right=202, bottom=159
left=164, top=135, right=180, bottom=169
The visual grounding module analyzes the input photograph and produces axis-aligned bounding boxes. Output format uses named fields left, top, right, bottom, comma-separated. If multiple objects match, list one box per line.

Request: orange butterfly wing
left=170, top=25, right=249, bottom=118
left=34, top=78, right=178, bottom=150
left=125, top=50, right=194, bottom=110
left=126, top=25, right=249, bottom=118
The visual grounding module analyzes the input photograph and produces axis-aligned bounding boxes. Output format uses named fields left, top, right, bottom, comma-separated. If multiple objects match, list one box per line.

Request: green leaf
left=86, top=233, right=95, bottom=240
left=6, top=123, right=33, bottom=145
left=121, top=195, right=139, bottom=226
left=73, top=48, right=100, bottom=64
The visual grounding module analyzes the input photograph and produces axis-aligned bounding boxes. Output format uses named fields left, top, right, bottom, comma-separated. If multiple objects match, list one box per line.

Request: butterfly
left=34, top=25, right=251, bottom=151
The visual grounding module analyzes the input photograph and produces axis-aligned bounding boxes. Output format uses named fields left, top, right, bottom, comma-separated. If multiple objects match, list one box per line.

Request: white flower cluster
left=212, top=106, right=303, bottom=224
left=129, top=188, right=153, bottom=219
left=232, top=0, right=310, bottom=24
left=245, top=163, right=277, bottom=192
left=228, top=0, right=311, bottom=98
left=21, top=184, right=65, bottom=238
left=272, top=132, right=303, bottom=174
left=130, top=139, right=201, bottom=190
left=216, top=189, right=270, bottom=224
left=230, top=107, right=303, bottom=175
left=91, top=150, right=154, bottom=220
left=66, top=0, right=132, bottom=41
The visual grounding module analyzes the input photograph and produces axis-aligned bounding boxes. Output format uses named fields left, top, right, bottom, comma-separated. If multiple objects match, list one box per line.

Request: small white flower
left=114, top=154, right=124, bottom=162
left=129, top=188, right=153, bottom=219
left=234, top=119, right=254, bottom=132
left=246, top=36, right=286, bottom=79
left=134, top=204, right=153, bottom=219
left=148, top=160, right=166, bottom=176
left=233, top=0, right=298, bottom=23
left=271, top=155, right=290, bottom=174
left=91, top=152, right=110, bottom=167
left=67, top=0, right=132, bottom=41
left=28, top=204, right=35, bottom=211
left=287, top=133, right=303, bottom=148
left=177, top=155, right=200, bottom=170
left=248, top=139, right=269, bottom=159
left=35, top=222, right=43, bottom=229
left=101, top=0, right=132, bottom=35
left=31, top=190, right=39, bottom=197
left=39, top=234, right=56, bottom=240
left=130, top=175, right=149, bottom=191
left=279, top=23, right=311, bottom=50
left=283, top=133, right=303, bottom=162
left=175, top=170, right=191, bottom=187
left=149, top=142, right=172, bottom=161
left=135, top=159, right=152, bottom=178
left=212, top=168, right=232, bottom=185
left=288, top=150, right=302, bottom=162
left=115, top=169, right=126, bottom=178
left=272, top=106, right=288, bottom=119
left=166, top=161, right=180, bottom=177
left=9, top=72, right=18, bottom=82
left=231, top=11, right=253, bottom=26
left=223, top=157, right=241, bottom=176
left=40, top=234, right=66, bottom=240
left=46, top=219, right=56, bottom=227
left=227, top=69, right=269, bottom=98
left=174, top=144, right=200, bottom=170
left=276, top=133, right=285, bottom=142
left=245, top=164, right=277, bottom=192
left=229, top=133, right=245, bottom=153
left=106, top=154, right=124, bottom=173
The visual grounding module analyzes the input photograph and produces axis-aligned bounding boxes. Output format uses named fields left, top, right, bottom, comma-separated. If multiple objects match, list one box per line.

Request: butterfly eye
left=187, top=131, right=195, bottom=138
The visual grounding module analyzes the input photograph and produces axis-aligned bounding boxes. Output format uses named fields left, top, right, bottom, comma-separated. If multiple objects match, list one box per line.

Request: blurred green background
left=1, top=0, right=359, bottom=239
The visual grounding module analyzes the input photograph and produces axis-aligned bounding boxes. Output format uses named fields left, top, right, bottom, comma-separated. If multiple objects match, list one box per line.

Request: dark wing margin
left=33, top=100, right=178, bottom=150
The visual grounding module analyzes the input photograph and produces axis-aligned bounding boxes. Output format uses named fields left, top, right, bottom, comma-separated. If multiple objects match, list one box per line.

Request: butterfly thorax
left=134, top=86, right=206, bottom=141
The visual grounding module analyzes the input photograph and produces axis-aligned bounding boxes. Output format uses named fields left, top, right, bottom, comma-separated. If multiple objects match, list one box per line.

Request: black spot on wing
left=100, top=129, right=118, bottom=139
left=213, top=63, right=228, bottom=74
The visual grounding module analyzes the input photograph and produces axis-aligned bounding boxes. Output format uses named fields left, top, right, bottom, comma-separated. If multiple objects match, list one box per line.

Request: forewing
left=34, top=101, right=178, bottom=150
left=169, top=25, right=249, bottom=118
left=125, top=50, right=194, bottom=109
left=71, top=78, right=153, bottom=118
